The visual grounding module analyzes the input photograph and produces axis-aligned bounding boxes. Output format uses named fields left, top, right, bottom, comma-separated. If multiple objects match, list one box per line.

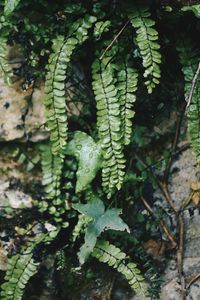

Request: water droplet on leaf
left=76, top=144, right=82, bottom=150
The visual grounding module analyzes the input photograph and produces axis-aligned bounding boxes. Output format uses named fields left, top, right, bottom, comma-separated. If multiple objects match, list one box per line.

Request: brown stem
left=100, top=21, right=129, bottom=60
left=163, top=102, right=186, bottom=182
left=141, top=196, right=177, bottom=248
left=187, top=272, right=200, bottom=289
left=186, top=62, right=200, bottom=112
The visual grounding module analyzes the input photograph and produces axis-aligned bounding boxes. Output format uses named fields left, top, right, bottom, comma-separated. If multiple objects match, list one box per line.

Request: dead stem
left=100, top=21, right=129, bottom=60
left=185, top=62, right=200, bottom=112
left=187, top=272, right=200, bottom=289
left=141, top=196, right=177, bottom=248
left=163, top=102, right=186, bottom=182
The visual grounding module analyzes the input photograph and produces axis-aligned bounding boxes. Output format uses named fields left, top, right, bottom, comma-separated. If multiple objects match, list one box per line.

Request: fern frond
left=129, top=5, right=161, bottom=94
left=92, top=51, right=126, bottom=196
left=0, top=39, right=13, bottom=85
left=36, top=144, right=68, bottom=226
left=44, top=15, right=96, bottom=155
left=56, top=249, right=66, bottom=271
left=116, top=57, right=138, bottom=145
left=92, top=240, right=147, bottom=296
left=1, top=232, right=58, bottom=300
left=72, top=214, right=92, bottom=242
left=177, top=41, right=200, bottom=163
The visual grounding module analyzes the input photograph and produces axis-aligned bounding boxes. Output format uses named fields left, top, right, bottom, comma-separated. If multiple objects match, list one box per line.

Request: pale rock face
left=0, top=77, right=48, bottom=142
left=24, top=82, right=49, bottom=142
left=0, top=44, right=48, bottom=142
left=0, top=77, right=28, bottom=141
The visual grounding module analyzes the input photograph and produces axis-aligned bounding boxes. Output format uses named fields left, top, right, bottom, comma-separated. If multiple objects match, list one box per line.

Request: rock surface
left=0, top=77, right=48, bottom=142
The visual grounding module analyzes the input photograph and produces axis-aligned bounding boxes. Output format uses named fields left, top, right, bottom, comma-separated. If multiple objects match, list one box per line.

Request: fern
left=92, top=49, right=126, bottom=196
left=128, top=5, right=161, bottom=94
left=36, top=144, right=68, bottom=226
left=0, top=39, right=13, bottom=85
left=56, top=249, right=66, bottom=271
left=92, top=240, right=147, bottom=296
left=116, top=57, right=138, bottom=145
left=1, top=231, right=58, bottom=300
left=72, top=214, right=92, bottom=242
left=177, top=41, right=200, bottom=163
left=44, top=15, right=96, bottom=155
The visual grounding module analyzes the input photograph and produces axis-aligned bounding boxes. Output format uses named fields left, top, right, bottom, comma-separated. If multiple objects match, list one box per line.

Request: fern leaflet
left=129, top=5, right=161, bottom=93
left=116, top=57, right=138, bottom=145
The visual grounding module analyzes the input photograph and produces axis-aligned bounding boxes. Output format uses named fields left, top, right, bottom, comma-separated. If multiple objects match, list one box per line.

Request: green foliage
left=92, top=240, right=147, bottom=296
left=116, top=57, right=138, bottom=145
left=92, top=50, right=126, bottom=196
left=44, top=15, right=96, bottom=155
left=181, top=4, right=200, bottom=18
left=73, top=194, right=129, bottom=264
left=129, top=5, right=161, bottom=93
left=94, top=21, right=111, bottom=39
left=72, top=214, right=92, bottom=242
left=0, top=39, right=13, bottom=85
left=1, top=231, right=58, bottom=300
left=56, top=249, right=67, bottom=271
left=4, top=0, right=21, bottom=16
left=36, top=144, right=68, bottom=226
left=2, top=1, right=200, bottom=299
left=177, top=41, right=200, bottom=163
left=64, top=131, right=102, bottom=193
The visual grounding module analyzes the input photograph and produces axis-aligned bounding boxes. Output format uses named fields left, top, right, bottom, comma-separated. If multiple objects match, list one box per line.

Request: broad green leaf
left=64, top=131, right=102, bottom=193
left=73, top=195, right=130, bottom=264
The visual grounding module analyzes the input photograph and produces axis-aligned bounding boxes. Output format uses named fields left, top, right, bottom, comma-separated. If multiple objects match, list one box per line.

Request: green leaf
left=4, top=0, right=21, bottom=15
left=64, top=131, right=102, bottom=193
left=182, top=5, right=200, bottom=18
left=73, top=194, right=130, bottom=264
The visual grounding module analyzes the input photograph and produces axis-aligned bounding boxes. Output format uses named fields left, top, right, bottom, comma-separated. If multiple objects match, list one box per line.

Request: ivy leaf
left=4, top=0, right=21, bottom=15
left=64, top=131, right=102, bottom=193
left=182, top=5, right=200, bottom=18
left=73, top=195, right=130, bottom=264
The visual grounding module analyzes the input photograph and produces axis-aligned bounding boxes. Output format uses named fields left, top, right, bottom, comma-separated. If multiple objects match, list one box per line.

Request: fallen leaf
left=192, top=192, right=200, bottom=205
left=191, top=182, right=200, bottom=191
left=143, top=239, right=165, bottom=258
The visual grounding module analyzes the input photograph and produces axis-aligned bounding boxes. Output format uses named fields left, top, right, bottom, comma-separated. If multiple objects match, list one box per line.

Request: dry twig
left=100, top=21, right=129, bottom=60
left=185, top=61, right=200, bottom=112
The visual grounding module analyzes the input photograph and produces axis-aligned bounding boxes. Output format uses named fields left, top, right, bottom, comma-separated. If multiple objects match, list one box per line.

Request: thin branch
left=187, top=272, right=200, bottom=289
left=100, top=21, right=129, bottom=60
left=186, top=61, right=200, bottom=112
left=163, top=102, right=186, bottom=182
left=141, top=196, right=177, bottom=248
